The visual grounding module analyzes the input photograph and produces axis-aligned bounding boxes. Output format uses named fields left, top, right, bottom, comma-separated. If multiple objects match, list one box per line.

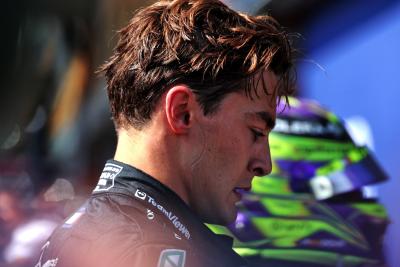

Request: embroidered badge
left=157, top=249, right=186, bottom=267
left=93, top=163, right=123, bottom=192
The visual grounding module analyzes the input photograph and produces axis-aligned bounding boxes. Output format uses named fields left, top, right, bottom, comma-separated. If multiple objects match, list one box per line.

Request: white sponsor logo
left=94, top=163, right=123, bottom=192
left=147, top=209, right=155, bottom=220
left=174, top=233, right=182, bottom=240
left=310, top=175, right=334, bottom=200
left=134, top=189, right=191, bottom=239
left=135, top=189, right=147, bottom=200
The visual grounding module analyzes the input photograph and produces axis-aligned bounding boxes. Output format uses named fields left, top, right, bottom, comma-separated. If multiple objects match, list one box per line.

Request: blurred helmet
left=268, top=97, right=387, bottom=199
left=209, top=97, right=389, bottom=267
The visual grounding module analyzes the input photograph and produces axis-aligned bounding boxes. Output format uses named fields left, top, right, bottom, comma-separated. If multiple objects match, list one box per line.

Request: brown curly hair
left=100, top=0, right=295, bottom=129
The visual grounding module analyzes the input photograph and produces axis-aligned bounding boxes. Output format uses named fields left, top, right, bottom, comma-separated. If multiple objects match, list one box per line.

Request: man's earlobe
left=165, top=85, right=194, bottom=134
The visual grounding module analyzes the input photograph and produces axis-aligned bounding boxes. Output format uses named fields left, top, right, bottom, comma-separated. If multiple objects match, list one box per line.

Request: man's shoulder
left=51, top=191, right=183, bottom=242
left=38, top=192, right=247, bottom=266
left=36, top=237, right=192, bottom=267
left=36, top=192, right=195, bottom=266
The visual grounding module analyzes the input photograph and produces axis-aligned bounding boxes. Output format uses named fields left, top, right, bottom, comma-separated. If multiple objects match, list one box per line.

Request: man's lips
left=233, top=186, right=251, bottom=200
left=234, top=186, right=251, bottom=193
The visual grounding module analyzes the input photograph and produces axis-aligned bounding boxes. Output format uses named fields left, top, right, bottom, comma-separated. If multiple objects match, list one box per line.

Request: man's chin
left=204, top=209, right=237, bottom=226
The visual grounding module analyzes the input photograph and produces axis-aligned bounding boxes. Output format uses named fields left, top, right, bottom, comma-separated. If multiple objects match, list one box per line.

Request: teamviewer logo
left=135, top=189, right=147, bottom=200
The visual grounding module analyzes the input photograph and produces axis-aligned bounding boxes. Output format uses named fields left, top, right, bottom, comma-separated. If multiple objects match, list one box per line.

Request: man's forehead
left=245, top=111, right=276, bottom=129
left=243, top=70, right=279, bottom=104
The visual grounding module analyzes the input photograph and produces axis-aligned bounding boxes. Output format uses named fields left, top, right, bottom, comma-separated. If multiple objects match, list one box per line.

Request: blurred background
left=0, top=0, right=399, bottom=266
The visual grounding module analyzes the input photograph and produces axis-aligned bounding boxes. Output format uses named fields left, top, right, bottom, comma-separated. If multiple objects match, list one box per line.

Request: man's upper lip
left=234, top=177, right=253, bottom=192
left=234, top=186, right=252, bottom=192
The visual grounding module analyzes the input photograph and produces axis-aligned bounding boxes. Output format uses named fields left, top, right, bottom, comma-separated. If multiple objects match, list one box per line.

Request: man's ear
left=165, top=85, right=195, bottom=134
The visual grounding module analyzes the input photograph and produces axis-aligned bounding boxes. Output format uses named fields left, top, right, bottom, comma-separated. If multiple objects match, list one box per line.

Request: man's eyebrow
left=246, top=111, right=276, bottom=130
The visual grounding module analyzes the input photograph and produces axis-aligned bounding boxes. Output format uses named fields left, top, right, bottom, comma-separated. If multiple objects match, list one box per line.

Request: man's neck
left=113, top=128, right=190, bottom=205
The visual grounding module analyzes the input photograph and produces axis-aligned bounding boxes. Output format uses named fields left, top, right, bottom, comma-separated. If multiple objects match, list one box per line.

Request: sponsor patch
left=93, top=163, right=123, bottom=192
left=157, top=249, right=186, bottom=267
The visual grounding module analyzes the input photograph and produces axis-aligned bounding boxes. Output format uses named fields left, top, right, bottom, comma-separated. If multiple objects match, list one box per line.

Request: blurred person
left=0, top=190, right=22, bottom=264
left=0, top=175, right=61, bottom=267
left=210, top=97, right=389, bottom=267
left=35, top=0, right=295, bottom=266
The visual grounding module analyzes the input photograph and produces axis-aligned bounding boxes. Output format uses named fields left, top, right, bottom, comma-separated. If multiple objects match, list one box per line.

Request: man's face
left=187, top=71, right=278, bottom=225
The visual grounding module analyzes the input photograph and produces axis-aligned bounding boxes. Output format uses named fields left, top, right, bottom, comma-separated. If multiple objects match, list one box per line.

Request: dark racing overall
left=35, top=160, right=247, bottom=267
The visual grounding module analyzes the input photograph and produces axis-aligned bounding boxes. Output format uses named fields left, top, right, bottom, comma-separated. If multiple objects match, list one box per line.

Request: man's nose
left=249, top=142, right=272, bottom=177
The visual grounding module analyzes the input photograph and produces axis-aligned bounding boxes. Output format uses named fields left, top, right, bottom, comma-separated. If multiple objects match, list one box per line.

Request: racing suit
left=35, top=160, right=248, bottom=267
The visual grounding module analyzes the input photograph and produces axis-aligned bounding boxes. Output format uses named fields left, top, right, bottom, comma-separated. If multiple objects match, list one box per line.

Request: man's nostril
left=253, top=167, right=265, bottom=177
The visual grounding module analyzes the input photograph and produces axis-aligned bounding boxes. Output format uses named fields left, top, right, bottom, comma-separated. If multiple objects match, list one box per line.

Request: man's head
left=101, top=0, right=295, bottom=224
left=101, top=0, right=294, bottom=129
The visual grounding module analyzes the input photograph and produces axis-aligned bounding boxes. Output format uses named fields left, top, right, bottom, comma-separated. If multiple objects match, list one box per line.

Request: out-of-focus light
left=25, top=106, right=47, bottom=133
left=3, top=219, right=58, bottom=263
left=1, top=125, right=21, bottom=150
left=43, top=178, right=75, bottom=202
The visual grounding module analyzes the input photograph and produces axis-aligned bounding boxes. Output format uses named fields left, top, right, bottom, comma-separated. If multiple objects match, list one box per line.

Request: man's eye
left=251, top=129, right=266, bottom=142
